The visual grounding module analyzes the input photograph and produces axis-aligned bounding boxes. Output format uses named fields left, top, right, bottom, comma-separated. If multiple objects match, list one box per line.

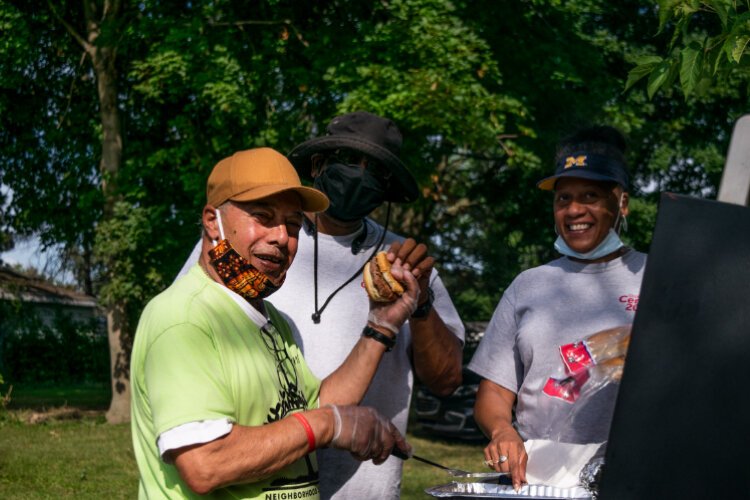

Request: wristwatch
left=362, top=326, right=396, bottom=352
left=411, top=286, right=435, bottom=319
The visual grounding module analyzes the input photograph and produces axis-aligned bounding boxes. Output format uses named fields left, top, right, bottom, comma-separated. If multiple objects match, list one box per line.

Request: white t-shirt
left=177, top=219, right=465, bottom=499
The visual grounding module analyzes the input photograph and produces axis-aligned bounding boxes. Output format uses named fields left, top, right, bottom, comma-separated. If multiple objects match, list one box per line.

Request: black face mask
left=313, top=162, right=387, bottom=222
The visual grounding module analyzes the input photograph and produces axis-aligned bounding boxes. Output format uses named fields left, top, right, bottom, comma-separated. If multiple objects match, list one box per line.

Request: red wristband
left=292, top=412, right=316, bottom=453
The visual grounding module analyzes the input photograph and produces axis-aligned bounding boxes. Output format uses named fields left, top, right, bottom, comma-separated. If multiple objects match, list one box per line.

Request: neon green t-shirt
left=131, top=265, right=322, bottom=499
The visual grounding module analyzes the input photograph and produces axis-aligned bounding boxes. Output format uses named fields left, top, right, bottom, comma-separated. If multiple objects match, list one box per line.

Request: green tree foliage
left=0, top=0, right=532, bottom=416
left=0, top=0, right=744, bottom=414
left=626, top=1, right=750, bottom=98
left=315, top=0, right=536, bottom=317
left=435, top=0, right=656, bottom=313
left=433, top=0, right=744, bottom=318
left=605, top=1, right=743, bottom=211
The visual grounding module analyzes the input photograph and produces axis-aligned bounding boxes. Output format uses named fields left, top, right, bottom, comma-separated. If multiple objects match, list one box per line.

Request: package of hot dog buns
left=537, top=325, right=632, bottom=443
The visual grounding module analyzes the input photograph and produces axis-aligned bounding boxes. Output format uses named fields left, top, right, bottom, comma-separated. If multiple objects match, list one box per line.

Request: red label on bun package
left=543, top=340, right=596, bottom=403
left=542, top=369, right=591, bottom=403
left=560, top=341, right=594, bottom=374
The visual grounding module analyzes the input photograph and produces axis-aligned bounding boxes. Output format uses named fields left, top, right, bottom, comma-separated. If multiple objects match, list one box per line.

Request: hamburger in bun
left=363, top=251, right=405, bottom=302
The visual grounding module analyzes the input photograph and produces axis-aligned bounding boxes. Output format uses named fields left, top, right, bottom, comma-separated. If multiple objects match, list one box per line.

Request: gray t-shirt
left=176, top=219, right=465, bottom=499
left=468, top=250, right=646, bottom=444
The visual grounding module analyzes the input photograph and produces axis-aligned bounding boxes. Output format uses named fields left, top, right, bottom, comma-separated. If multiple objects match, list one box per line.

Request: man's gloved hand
left=328, top=405, right=412, bottom=464
left=367, top=257, right=420, bottom=334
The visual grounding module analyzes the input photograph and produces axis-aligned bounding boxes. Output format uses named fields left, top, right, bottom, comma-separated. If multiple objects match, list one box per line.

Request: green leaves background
left=0, top=0, right=746, bottom=328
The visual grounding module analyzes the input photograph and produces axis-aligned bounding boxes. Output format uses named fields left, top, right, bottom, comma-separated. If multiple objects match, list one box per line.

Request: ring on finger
left=498, top=455, right=508, bottom=463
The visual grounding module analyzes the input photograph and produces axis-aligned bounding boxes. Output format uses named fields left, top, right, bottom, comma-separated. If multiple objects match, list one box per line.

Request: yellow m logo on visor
left=564, top=155, right=588, bottom=169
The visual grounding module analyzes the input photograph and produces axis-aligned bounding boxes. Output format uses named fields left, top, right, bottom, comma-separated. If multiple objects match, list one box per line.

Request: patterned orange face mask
left=209, top=209, right=283, bottom=302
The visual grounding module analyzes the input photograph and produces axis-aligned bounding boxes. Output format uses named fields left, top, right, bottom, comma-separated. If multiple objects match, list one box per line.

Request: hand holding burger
left=363, top=251, right=406, bottom=302
left=387, top=239, right=434, bottom=310
left=364, top=252, right=420, bottom=336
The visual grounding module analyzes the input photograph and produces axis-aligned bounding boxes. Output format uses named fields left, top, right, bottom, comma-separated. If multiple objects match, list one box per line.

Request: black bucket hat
left=537, top=152, right=630, bottom=191
left=288, top=111, right=419, bottom=203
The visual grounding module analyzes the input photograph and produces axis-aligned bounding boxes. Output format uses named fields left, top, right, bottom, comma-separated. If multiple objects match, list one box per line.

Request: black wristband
left=411, top=286, right=435, bottom=319
left=362, top=326, right=396, bottom=352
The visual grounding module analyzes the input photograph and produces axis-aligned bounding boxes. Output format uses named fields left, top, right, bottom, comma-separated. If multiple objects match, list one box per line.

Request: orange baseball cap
left=207, top=147, right=329, bottom=212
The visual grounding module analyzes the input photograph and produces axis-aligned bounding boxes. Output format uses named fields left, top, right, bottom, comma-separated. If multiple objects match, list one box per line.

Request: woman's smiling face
left=553, top=177, right=629, bottom=255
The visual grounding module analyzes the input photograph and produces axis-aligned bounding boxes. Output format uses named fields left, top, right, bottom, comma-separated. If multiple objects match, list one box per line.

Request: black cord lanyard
left=311, top=204, right=391, bottom=324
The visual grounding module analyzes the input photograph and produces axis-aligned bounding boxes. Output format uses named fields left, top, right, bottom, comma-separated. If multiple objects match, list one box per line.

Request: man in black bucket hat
left=289, top=110, right=419, bottom=204
left=278, top=111, right=465, bottom=499
left=176, top=111, right=465, bottom=499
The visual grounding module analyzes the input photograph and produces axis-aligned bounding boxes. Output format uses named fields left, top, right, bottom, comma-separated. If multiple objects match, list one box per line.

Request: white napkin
left=524, top=439, right=603, bottom=489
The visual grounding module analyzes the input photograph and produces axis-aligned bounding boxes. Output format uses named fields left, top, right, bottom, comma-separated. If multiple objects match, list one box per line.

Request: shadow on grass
left=6, top=382, right=111, bottom=411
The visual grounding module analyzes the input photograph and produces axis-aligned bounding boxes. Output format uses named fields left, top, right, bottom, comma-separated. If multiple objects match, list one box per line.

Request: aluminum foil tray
left=425, top=481, right=592, bottom=499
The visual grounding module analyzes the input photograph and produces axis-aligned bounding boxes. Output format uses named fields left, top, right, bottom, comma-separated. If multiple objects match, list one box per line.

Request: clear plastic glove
left=367, top=258, right=420, bottom=334
left=328, top=404, right=411, bottom=464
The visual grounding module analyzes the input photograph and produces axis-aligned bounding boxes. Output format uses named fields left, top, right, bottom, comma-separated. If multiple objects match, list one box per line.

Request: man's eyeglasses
left=327, top=149, right=392, bottom=181
left=260, top=323, right=298, bottom=390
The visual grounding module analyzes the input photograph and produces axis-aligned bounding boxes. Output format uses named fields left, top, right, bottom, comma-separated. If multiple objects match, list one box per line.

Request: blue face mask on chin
left=554, top=228, right=625, bottom=261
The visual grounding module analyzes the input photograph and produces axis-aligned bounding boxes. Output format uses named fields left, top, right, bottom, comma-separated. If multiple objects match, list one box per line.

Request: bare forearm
left=173, top=408, right=334, bottom=495
left=410, top=312, right=463, bottom=396
left=475, top=380, right=516, bottom=439
left=319, top=324, right=391, bottom=406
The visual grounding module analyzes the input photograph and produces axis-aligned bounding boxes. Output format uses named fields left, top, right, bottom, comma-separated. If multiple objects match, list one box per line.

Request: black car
left=414, top=368, right=484, bottom=440
left=413, top=322, right=487, bottom=441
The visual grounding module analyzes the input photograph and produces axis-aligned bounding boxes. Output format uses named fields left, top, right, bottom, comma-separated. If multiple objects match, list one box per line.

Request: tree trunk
left=81, top=1, right=130, bottom=423
left=105, top=302, right=131, bottom=423
left=95, top=47, right=130, bottom=424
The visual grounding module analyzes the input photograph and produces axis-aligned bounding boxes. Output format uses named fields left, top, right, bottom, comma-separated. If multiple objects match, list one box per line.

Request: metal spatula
left=391, top=448, right=507, bottom=478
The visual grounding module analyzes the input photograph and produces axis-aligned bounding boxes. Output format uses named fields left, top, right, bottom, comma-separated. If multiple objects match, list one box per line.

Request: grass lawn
left=0, top=414, right=137, bottom=499
left=401, top=431, right=487, bottom=498
left=1, top=384, right=487, bottom=499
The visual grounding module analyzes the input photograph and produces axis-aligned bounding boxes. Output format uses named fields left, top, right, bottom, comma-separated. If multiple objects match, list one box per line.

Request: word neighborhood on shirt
left=264, top=486, right=319, bottom=500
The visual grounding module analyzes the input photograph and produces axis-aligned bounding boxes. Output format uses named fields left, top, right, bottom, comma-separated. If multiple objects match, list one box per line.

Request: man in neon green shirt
left=131, top=147, right=418, bottom=498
